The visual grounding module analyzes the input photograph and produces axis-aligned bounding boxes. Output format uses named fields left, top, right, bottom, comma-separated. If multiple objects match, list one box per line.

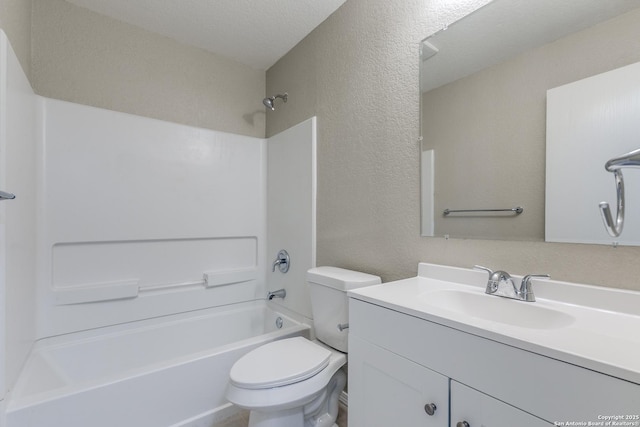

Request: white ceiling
left=64, top=0, right=347, bottom=70
left=421, top=0, right=640, bottom=92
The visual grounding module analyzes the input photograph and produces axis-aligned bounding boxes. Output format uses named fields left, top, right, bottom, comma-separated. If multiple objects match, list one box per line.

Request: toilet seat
left=226, top=340, right=346, bottom=412
left=230, top=337, right=331, bottom=389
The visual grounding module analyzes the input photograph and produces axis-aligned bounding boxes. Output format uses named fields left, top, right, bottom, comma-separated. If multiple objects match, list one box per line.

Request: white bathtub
left=5, top=300, right=310, bottom=427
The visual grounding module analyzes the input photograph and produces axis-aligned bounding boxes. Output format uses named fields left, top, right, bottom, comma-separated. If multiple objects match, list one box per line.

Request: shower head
left=263, top=93, right=288, bottom=111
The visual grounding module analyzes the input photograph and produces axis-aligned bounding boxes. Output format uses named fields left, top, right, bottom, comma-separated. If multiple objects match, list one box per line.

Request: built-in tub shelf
left=54, top=280, right=140, bottom=305
left=53, top=267, right=258, bottom=305
left=204, top=268, right=257, bottom=288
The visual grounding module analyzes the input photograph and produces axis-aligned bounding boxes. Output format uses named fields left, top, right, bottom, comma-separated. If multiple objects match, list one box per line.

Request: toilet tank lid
left=306, top=266, right=381, bottom=291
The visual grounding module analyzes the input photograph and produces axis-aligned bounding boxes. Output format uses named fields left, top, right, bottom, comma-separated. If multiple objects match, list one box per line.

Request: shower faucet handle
left=272, top=249, right=290, bottom=273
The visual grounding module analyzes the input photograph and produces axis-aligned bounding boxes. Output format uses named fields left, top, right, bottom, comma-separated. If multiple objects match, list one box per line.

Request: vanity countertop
left=348, top=263, right=640, bottom=385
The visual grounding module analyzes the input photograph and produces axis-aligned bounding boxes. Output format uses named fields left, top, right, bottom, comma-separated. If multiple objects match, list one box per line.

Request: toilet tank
left=307, top=267, right=381, bottom=352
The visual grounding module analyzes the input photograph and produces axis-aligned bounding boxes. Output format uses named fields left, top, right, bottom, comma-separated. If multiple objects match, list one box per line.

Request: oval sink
left=421, top=289, right=575, bottom=329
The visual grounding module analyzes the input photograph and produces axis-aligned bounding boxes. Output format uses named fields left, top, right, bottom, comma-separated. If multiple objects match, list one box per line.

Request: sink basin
left=421, top=289, right=576, bottom=329
left=348, top=262, right=640, bottom=384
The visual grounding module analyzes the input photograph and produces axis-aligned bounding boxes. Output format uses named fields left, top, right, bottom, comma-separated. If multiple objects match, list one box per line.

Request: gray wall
left=31, top=0, right=266, bottom=138
left=266, top=0, right=640, bottom=291
left=0, top=0, right=31, bottom=77
left=0, top=1, right=267, bottom=138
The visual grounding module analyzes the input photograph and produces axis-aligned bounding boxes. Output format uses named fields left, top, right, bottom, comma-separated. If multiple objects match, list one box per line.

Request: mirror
left=420, top=0, right=640, bottom=241
left=546, top=60, right=640, bottom=246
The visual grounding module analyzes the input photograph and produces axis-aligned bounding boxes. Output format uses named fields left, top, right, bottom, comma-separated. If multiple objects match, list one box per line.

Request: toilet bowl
left=225, top=267, right=381, bottom=427
left=226, top=337, right=346, bottom=427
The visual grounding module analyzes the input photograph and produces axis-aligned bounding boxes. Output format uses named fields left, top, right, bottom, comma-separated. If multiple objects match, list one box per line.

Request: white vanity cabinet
left=450, top=381, right=548, bottom=427
left=348, top=297, right=640, bottom=427
left=349, top=335, right=449, bottom=426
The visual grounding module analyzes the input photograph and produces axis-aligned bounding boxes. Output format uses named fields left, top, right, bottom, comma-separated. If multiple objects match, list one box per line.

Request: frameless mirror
left=420, top=0, right=640, bottom=241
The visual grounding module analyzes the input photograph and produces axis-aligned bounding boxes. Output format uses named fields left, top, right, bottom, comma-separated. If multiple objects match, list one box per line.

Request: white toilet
left=226, top=266, right=381, bottom=427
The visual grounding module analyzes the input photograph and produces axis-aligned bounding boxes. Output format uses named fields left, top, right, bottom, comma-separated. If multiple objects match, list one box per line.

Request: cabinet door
left=349, top=335, right=448, bottom=427
left=450, top=381, right=551, bottom=427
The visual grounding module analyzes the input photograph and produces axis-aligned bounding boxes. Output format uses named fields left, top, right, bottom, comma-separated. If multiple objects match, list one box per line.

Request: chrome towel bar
left=443, top=206, right=523, bottom=216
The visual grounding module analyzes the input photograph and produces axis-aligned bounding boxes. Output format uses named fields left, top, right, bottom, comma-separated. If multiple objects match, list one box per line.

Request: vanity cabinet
left=348, top=298, right=640, bottom=427
left=449, top=381, right=548, bottom=427
left=349, top=334, right=545, bottom=427
left=349, top=335, right=448, bottom=426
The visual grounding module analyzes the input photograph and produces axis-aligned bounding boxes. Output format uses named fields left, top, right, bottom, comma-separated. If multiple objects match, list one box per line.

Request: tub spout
left=267, top=289, right=286, bottom=300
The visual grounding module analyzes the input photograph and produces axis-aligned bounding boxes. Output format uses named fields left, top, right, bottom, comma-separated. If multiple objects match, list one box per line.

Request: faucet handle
left=519, top=274, right=550, bottom=302
left=473, top=265, right=494, bottom=276
left=474, top=265, right=501, bottom=293
left=272, top=249, right=290, bottom=273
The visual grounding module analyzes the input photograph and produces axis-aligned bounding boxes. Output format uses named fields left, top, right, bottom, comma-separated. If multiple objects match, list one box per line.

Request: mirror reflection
left=420, top=0, right=640, bottom=241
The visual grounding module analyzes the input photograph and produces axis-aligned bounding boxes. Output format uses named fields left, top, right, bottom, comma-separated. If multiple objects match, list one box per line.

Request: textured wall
left=31, top=0, right=266, bottom=138
left=266, top=0, right=640, bottom=291
left=0, top=0, right=31, bottom=77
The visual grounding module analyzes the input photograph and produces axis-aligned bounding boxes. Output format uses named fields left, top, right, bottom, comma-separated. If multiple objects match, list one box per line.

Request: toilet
left=226, top=267, right=381, bottom=427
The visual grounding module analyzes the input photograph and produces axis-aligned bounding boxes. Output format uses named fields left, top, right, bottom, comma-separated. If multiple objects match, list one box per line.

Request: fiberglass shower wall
left=0, top=30, right=38, bottom=401
left=36, top=98, right=268, bottom=337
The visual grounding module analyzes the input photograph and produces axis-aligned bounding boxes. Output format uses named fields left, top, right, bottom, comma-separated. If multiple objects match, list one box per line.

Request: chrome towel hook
left=599, top=148, right=640, bottom=237
left=599, top=169, right=625, bottom=237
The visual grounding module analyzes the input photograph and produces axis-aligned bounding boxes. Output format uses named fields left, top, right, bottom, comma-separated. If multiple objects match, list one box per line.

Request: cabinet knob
left=423, top=403, right=437, bottom=416
left=456, top=422, right=470, bottom=427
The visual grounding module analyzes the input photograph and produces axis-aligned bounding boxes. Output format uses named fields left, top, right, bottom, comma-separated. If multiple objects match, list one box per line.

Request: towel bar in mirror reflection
left=443, top=207, right=523, bottom=216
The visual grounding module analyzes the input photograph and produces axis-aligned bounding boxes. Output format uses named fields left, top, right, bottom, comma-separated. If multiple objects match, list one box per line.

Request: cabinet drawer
left=450, top=381, right=551, bottom=427
left=350, top=298, right=640, bottom=423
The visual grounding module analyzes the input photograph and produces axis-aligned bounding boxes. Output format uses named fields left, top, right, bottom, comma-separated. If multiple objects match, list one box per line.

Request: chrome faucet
left=474, top=265, right=517, bottom=295
left=272, top=249, right=290, bottom=273
left=474, top=265, right=549, bottom=302
left=267, top=289, right=286, bottom=300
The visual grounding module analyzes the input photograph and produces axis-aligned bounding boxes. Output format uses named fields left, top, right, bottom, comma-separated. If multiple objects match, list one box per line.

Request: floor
left=215, top=404, right=348, bottom=427
left=337, top=403, right=348, bottom=426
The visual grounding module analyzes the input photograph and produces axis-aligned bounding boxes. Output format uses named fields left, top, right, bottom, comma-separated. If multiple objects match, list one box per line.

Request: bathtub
left=5, top=300, right=310, bottom=427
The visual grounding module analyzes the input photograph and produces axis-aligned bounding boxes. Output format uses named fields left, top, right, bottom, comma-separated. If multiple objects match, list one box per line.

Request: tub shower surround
left=38, top=97, right=267, bottom=337
left=1, top=32, right=318, bottom=426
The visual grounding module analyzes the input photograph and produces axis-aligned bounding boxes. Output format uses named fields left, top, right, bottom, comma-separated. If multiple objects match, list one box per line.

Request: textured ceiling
left=64, top=0, right=347, bottom=70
